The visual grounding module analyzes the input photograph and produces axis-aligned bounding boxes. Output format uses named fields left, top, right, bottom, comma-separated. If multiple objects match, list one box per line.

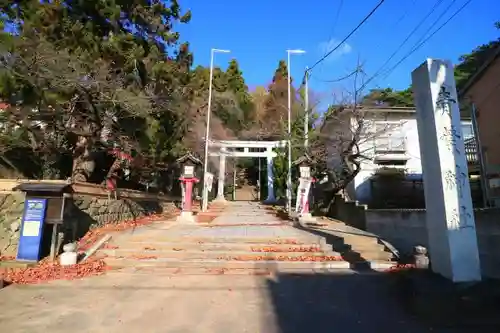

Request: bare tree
left=308, top=68, right=405, bottom=212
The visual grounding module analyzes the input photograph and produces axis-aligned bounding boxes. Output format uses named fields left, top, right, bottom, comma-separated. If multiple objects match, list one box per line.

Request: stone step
left=106, top=265, right=397, bottom=278
left=200, top=222, right=288, bottom=226
left=107, top=266, right=360, bottom=276
left=100, top=249, right=341, bottom=260
left=108, top=241, right=331, bottom=252
left=331, top=234, right=380, bottom=244
left=333, top=242, right=388, bottom=252
left=107, top=267, right=276, bottom=276
left=341, top=250, right=394, bottom=261
left=207, top=216, right=278, bottom=220
left=125, top=236, right=324, bottom=245
left=104, top=258, right=351, bottom=270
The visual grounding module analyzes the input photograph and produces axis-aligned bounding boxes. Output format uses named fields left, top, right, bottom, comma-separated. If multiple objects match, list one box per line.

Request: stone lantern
left=176, top=152, right=202, bottom=223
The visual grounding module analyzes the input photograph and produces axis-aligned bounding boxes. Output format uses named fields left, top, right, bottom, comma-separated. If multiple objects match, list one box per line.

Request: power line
left=315, top=0, right=345, bottom=75
left=307, top=0, right=386, bottom=73
left=360, top=0, right=473, bottom=92
left=312, top=0, right=416, bottom=85
left=378, top=0, right=459, bottom=81
left=312, top=68, right=360, bottom=83
left=361, top=0, right=448, bottom=89
left=325, top=0, right=345, bottom=54
left=391, top=0, right=417, bottom=28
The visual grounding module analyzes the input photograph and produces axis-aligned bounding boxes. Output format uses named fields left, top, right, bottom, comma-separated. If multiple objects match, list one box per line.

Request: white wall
left=353, top=112, right=422, bottom=203
left=351, top=112, right=473, bottom=203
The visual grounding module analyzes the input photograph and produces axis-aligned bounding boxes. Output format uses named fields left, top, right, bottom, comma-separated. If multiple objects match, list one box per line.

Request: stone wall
left=0, top=192, right=168, bottom=256
left=365, top=208, right=500, bottom=279
left=328, top=194, right=368, bottom=230
left=0, top=193, right=24, bottom=256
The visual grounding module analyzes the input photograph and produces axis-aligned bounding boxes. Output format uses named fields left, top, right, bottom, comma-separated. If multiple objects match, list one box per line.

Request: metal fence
left=369, top=177, right=484, bottom=209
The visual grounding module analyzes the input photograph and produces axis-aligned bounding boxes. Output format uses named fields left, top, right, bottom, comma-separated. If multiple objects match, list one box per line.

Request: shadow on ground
left=295, top=224, right=380, bottom=272
left=264, top=270, right=500, bottom=333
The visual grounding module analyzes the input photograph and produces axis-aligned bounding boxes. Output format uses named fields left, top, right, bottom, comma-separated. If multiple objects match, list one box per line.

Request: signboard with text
left=295, top=178, right=312, bottom=214
left=205, top=172, right=214, bottom=192
left=16, top=199, right=48, bottom=262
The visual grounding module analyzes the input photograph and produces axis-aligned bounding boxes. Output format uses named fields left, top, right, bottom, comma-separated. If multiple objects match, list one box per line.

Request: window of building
left=374, top=121, right=406, bottom=153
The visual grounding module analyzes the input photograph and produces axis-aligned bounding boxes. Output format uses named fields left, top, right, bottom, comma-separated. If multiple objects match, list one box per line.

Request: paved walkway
left=0, top=202, right=469, bottom=332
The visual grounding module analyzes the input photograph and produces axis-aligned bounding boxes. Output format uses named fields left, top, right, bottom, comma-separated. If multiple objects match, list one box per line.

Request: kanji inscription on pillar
left=412, top=58, right=481, bottom=282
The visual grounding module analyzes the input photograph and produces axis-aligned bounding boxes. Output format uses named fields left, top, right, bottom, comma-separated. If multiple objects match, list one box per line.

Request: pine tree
left=0, top=0, right=194, bottom=180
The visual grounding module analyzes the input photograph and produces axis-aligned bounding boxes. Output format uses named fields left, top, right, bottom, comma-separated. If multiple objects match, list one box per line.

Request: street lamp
left=304, top=66, right=309, bottom=149
left=286, top=49, right=306, bottom=214
left=202, top=48, right=231, bottom=212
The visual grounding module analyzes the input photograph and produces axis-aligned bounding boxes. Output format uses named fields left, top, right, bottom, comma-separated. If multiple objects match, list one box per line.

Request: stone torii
left=207, top=140, right=287, bottom=203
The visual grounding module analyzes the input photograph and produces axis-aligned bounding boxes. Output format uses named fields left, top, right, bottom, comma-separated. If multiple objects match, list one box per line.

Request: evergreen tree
left=225, top=59, right=254, bottom=129
left=261, top=60, right=297, bottom=137
left=0, top=0, right=193, bottom=180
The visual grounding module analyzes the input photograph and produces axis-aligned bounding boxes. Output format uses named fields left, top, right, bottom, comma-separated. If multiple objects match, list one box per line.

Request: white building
left=323, top=106, right=474, bottom=204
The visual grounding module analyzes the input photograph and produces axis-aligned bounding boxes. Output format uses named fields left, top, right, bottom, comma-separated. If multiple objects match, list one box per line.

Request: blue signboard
left=16, top=199, right=48, bottom=262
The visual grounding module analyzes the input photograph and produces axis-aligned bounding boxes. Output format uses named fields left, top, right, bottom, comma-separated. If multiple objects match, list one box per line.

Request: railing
left=464, top=137, right=478, bottom=164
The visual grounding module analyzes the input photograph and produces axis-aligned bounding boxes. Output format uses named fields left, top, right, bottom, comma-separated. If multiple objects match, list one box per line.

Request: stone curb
left=81, top=234, right=112, bottom=262
left=366, top=261, right=398, bottom=271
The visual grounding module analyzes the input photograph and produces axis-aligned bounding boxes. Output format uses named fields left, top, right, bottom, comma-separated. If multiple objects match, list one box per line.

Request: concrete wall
left=365, top=208, right=500, bottom=279
left=328, top=194, right=367, bottom=230
left=0, top=192, right=171, bottom=256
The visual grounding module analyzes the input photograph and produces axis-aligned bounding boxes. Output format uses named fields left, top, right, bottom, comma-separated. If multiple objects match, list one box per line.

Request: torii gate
left=207, top=140, right=287, bottom=203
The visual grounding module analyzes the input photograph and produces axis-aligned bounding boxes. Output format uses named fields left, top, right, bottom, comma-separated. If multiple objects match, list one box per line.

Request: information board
left=16, top=198, right=48, bottom=262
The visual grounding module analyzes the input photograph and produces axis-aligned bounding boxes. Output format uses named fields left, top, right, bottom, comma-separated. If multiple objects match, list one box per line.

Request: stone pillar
left=412, top=58, right=481, bottom=282
left=216, top=152, right=226, bottom=201
left=265, top=149, right=275, bottom=202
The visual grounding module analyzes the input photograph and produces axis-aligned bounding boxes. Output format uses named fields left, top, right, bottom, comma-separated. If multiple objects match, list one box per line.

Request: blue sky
left=177, top=0, right=499, bottom=106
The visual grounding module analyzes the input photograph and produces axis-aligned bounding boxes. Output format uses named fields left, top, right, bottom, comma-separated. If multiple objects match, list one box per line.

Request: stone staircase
left=99, top=233, right=349, bottom=275
left=97, top=203, right=354, bottom=275
left=303, top=218, right=396, bottom=268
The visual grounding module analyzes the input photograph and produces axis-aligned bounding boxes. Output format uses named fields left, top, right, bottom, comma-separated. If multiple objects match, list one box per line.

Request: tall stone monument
left=412, top=59, right=481, bottom=282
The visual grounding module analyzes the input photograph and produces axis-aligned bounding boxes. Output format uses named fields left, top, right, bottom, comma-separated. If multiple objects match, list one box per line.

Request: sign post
left=16, top=199, right=48, bottom=262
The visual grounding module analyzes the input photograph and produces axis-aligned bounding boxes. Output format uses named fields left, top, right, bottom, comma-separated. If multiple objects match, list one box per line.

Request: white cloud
left=318, top=39, right=352, bottom=61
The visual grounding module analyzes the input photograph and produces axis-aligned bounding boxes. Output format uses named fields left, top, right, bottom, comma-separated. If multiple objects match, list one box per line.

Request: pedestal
left=299, top=213, right=316, bottom=223
left=412, top=58, right=481, bottom=282
left=213, top=196, right=227, bottom=203
left=176, top=211, right=196, bottom=224
left=60, top=243, right=78, bottom=266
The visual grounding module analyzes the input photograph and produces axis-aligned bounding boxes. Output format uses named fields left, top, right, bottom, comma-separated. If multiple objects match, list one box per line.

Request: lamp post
left=304, top=66, right=309, bottom=149
left=286, top=49, right=306, bottom=213
left=202, top=48, right=231, bottom=212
